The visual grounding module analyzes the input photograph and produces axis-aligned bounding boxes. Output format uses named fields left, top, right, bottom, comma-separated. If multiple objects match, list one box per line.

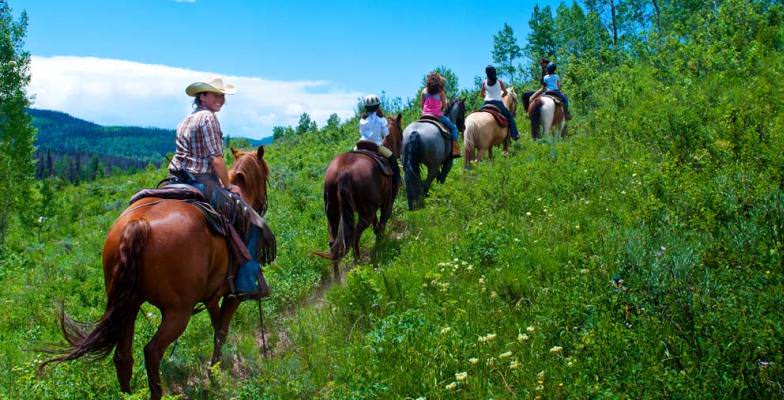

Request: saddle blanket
left=479, top=104, right=509, bottom=127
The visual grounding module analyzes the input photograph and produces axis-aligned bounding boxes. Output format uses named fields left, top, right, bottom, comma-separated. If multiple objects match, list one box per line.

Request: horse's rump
left=104, top=200, right=230, bottom=305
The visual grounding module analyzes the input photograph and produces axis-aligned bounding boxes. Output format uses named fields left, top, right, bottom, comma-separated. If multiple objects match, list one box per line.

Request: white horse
left=527, top=94, right=567, bottom=139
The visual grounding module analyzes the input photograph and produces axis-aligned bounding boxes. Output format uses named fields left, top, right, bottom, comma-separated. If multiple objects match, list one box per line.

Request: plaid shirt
left=168, top=108, right=224, bottom=174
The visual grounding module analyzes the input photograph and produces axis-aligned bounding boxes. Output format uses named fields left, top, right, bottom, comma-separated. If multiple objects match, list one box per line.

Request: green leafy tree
left=491, top=23, right=522, bottom=82
left=420, top=66, right=459, bottom=97
left=325, top=113, right=340, bottom=129
left=296, top=112, right=317, bottom=134
left=0, top=0, right=36, bottom=249
left=524, top=6, right=557, bottom=80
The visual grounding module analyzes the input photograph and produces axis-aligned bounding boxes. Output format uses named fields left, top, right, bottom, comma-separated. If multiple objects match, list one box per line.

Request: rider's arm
left=500, top=80, right=508, bottom=97
left=440, top=91, right=447, bottom=111
left=480, top=82, right=486, bottom=98
left=210, top=156, right=232, bottom=188
left=202, top=113, right=234, bottom=190
left=420, top=89, right=426, bottom=105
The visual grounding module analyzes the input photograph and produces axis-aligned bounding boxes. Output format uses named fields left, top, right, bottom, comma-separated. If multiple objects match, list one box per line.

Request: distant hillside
left=28, top=108, right=274, bottom=181
left=29, top=108, right=274, bottom=164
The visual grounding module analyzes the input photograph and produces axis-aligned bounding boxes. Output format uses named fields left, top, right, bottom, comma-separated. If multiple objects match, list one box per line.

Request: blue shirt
left=543, top=74, right=560, bottom=91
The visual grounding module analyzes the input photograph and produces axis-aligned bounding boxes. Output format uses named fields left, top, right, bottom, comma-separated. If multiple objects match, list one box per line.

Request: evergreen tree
left=87, top=154, right=100, bottom=181
left=0, top=0, right=36, bottom=249
left=491, top=23, right=522, bottom=83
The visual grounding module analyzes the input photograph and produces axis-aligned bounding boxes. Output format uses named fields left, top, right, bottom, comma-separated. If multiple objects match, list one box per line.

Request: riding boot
left=388, top=155, right=401, bottom=185
left=565, top=108, right=573, bottom=120
left=451, top=140, right=461, bottom=158
left=232, top=225, right=271, bottom=301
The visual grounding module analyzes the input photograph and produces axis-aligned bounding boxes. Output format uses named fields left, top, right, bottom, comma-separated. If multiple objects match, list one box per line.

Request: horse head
left=383, top=113, right=403, bottom=159
left=504, top=87, right=518, bottom=117
left=447, top=97, right=466, bottom=132
left=230, top=146, right=270, bottom=216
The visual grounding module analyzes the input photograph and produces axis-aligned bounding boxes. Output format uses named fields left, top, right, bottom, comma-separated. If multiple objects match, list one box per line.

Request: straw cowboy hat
left=185, top=78, right=237, bottom=96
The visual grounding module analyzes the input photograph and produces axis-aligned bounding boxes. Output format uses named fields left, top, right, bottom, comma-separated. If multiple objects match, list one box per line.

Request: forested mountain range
left=28, top=108, right=273, bottom=181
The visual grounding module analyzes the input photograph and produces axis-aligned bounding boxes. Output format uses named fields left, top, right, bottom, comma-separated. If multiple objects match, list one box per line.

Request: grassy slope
left=2, top=81, right=783, bottom=399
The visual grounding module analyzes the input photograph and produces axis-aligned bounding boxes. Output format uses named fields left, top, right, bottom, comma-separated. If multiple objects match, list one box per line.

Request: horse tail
left=529, top=99, right=543, bottom=140
left=404, top=131, right=422, bottom=210
left=330, top=171, right=354, bottom=261
left=39, top=218, right=148, bottom=372
left=463, top=118, right=477, bottom=168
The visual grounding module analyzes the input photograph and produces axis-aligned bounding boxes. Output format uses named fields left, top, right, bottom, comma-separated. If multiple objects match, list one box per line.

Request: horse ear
left=256, top=146, right=265, bottom=160
left=396, top=113, right=402, bottom=124
left=231, top=147, right=240, bottom=159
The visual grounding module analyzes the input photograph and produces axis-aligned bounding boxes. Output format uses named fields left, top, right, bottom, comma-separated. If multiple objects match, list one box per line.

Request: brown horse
left=463, top=87, right=518, bottom=168
left=316, top=114, right=403, bottom=276
left=40, top=147, right=275, bottom=400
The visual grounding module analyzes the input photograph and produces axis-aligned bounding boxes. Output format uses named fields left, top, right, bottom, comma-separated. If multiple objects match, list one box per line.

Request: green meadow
left=2, top=0, right=783, bottom=398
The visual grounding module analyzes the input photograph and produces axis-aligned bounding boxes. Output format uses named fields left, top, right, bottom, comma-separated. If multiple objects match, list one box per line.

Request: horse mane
left=230, top=150, right=269, bottom=210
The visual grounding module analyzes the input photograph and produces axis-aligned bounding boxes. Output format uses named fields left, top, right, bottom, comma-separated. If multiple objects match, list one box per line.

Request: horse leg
left=354, top=215, right=372, bottom=263
left=144, top=309, right=191, bottom=400
left=478, top=147, right=488, bottom=161
left=210, top=297, right=241, bottom=366
left=113, top=302, right=141, bottom=394
left=421, top=168, right=438, bottom=198
left=503, top=133, right=510, bottom=156
left=488, top=145, right=494, bottom=160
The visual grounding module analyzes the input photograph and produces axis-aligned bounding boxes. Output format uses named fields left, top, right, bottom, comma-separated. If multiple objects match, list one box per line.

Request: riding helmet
left=363, top=94, right=381, bottom=107
left=546, top=62, right=557, bottom=74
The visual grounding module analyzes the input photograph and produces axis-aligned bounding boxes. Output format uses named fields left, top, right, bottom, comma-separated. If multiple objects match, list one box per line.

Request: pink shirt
left=422, top=92, right=443, bottom=117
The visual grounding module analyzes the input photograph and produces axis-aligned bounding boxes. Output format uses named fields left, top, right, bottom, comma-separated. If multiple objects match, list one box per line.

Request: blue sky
left=14, top=0, right=562, bottom=138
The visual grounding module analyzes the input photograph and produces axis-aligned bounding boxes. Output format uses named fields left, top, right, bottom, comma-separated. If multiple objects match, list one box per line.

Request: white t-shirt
left=358, top=113, right=389, bottom=145
left=484, top=80, right=502, bottom=101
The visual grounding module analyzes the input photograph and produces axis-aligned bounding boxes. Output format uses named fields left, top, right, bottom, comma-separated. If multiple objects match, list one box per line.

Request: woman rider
left=168, top=77, right=268, bottom=299
left=480, top=65, right=520, bottom=140
left=420, top=71, right=460, bottom=158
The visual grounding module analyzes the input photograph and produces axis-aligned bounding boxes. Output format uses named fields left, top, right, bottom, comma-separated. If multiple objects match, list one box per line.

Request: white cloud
left=28, top=56, right=361, bottom=139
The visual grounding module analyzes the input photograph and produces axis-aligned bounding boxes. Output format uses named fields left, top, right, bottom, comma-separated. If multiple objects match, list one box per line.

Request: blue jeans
left=484, top=100, right=519, bottom=139
left=438, top=115, right=459, bottom=141
left=546, top=90, right=569, bottom=111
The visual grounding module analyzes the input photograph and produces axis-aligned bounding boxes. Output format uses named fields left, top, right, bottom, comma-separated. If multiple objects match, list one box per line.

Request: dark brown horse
left=40, top=147, right=275, bottom=400
left=316, top=114, right=403, bottom=276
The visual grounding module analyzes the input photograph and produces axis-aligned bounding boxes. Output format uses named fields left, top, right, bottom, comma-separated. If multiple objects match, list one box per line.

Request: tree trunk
left=652, top=0, right=661, bottom=34
left=610, top=0, right=618, bottom=46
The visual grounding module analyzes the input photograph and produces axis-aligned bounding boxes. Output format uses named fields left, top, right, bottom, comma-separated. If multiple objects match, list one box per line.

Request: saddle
left=544, top=91, right=563, bottom=105
left=479, top=104, right=509, bottom=127
left=417, top=115, right=452, bottom=140
left=352, top=141, right=393, bottom=176
left=129, top=183, right=254, bottom=270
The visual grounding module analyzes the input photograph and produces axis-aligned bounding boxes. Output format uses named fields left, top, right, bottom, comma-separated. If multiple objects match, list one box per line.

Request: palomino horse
left=40, top=147, right=275, bottom=400
left=524, top=92, right=567, bottom=139
left=402, top=98, right=466, bottom=210
left=316, top=114, right=403, bottom=276
left=463, top=88, right=518, bottom=168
